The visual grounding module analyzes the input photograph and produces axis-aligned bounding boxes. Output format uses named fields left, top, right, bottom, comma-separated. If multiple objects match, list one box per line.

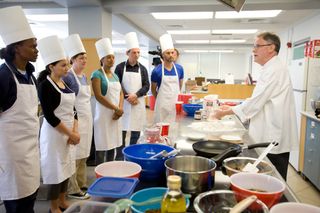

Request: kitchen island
left=132, top=114, right=299, bottom=212
left=170, top=114, right=299, bottom=203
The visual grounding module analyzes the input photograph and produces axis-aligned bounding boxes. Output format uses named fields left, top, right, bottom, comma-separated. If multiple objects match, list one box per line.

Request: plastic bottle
left=161, top=175, right=186, bottom=213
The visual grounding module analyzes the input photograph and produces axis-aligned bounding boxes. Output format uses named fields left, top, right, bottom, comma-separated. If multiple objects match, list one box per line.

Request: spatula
left=242, top=141, right=278, bottom=173
left=229, top=195, right=257, bottom=213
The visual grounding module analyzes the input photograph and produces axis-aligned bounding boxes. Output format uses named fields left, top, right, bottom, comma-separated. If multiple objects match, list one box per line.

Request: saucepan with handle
left=192, top=140, right=270, bottom=167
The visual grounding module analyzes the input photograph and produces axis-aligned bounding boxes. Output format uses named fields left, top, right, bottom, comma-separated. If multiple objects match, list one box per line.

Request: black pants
left=123, top=131, right=141, bottom=145
left=267, top=152, right=290, bottom=181
left=3, top=189, right=38, bottom=213
left=116, top=131, right=141, bottom=160
left=47, top=178, right=69, bottom=200
left=95, top=149, right=116, bottom=165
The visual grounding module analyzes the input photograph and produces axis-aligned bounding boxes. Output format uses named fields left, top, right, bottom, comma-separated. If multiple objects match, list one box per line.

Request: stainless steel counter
left=170, top=114, right=299, bottom=203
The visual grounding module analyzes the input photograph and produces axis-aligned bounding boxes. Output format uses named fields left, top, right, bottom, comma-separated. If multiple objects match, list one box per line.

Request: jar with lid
left=161, top=175, right=186, bottom=213
left=194, top=110, right=201, bottom=120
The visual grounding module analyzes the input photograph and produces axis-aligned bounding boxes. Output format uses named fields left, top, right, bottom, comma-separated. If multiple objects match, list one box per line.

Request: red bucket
left=149, top=95, right=156, bottom=111
left=178, top=94, right=192, bottom=104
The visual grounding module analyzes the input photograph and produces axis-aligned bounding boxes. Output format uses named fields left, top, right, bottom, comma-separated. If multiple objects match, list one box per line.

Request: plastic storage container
left=64, top=201, right=120, bottom=213
left=88, top=177, right=139, bottom=199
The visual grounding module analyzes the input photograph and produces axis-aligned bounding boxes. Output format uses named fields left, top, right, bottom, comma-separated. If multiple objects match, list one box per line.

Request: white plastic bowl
left=270, top=202, right=320, bottom=213
left=95, top=161, right=142, bottom=178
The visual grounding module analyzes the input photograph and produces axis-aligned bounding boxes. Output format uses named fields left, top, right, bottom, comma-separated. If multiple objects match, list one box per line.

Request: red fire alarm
left=287, top=42, right=292, bottom=48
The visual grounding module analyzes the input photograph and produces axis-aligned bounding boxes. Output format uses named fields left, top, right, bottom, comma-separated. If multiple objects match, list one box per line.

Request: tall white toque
left=95, top=37, right=114, bottom=60
left=38, top=35, right=66, bottom=66
left=125, top=32, right=140, bottom=51
left=63, top=34, right=86, bottom=59
left=159, top=33, right=174, bottom=53
left=0, top=6, right=35, bottom=46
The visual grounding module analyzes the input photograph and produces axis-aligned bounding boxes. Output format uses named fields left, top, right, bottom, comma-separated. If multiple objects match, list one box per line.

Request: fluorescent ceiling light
left=168, top=30, right=210, bottom=35
left=215, top=10, right=282, bottom=19
left=211, top=39, right=246, bottom=43
left=26, top=14, right=68, bottom=22
left=211, top=29, right=257, bottom=34
left=176, top=40, right=210, bottom=44
left=151, top=12, right=213, bottom=20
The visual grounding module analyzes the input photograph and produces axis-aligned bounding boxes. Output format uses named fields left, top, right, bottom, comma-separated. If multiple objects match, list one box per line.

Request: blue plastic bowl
left=130, top=187, right=190, bottom=213
left=182, top=104, right=203, bottom=116
left=123, top=144, right=175, bottom=181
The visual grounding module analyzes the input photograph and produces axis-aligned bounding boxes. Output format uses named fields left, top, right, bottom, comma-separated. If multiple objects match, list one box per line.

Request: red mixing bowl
left=230, top=173, right=285, bottom=208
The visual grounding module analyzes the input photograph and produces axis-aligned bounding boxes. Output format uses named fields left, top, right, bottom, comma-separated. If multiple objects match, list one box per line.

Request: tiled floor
left=287, top=165, right=320, bottom=207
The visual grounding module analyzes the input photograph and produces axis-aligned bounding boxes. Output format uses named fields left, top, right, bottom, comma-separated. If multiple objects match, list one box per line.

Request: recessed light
left=215, top=10, right=282, bottom=19
left=151, top=12, right=213, bottom=20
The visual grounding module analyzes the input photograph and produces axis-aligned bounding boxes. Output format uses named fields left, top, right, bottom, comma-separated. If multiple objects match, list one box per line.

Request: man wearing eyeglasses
left=213, top=32, right=298, bottom=181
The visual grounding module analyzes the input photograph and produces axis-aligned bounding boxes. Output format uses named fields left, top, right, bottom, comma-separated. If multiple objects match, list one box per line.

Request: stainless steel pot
left=164, top=155, right=216, bottom=195
left=222, top=157, right=274, bottom=177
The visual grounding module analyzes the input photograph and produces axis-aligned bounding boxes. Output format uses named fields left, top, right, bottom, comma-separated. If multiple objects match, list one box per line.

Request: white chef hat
left=0, top=6, right=35, bottom=46
left=63, top=34, right=86, bottom=59
left=125, top=32, right=140, bottom=51
left=160, top=34, right=174, bottom=53
left=38, top=35, right=66, bottom=66
left=95, top=37, right=114, bottom=60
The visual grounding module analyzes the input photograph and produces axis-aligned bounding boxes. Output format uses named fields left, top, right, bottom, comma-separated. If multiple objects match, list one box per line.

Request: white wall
left=178, top=51, right=251, bottom=82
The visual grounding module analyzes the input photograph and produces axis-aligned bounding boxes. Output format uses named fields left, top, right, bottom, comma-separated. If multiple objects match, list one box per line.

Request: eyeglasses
left=253, top=44, right=273, bottom=49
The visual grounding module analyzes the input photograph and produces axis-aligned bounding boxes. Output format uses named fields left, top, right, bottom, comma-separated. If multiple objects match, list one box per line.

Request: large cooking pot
left=192, top=141, right=270, bottom=166
left=165, top=155, right=216, bottom=195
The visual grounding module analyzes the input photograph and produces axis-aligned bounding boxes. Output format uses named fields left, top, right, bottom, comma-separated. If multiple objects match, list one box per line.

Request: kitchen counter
left=301, top=111, right=320, bottom=121
left=170, top=114, right=299, bottom=203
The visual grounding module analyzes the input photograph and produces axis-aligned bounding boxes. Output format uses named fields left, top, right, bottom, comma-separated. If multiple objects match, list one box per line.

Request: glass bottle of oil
left=161, top=175, right=186, bottom=213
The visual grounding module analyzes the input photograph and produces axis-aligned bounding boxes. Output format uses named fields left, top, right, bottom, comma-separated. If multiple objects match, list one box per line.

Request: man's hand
left=211, top=105, right=232, bottom=120
left=126, top=93, right=138, bottom=105
left=112, top=113, right=121, bottom=120
left=67, top=131, right=80, bottom=145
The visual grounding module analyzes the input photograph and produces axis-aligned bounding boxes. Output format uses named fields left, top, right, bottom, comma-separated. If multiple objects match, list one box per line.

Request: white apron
left=0, top=63, right=40, bottom=200
left=70, top=69, right=93, bottom=159
left=122, top=62, right=146, bottom=131
left=94, top=70, right=122, bottom=151
left=40, top=76, right=76, bottom=184
left=154, top=63, right=180, bottom=124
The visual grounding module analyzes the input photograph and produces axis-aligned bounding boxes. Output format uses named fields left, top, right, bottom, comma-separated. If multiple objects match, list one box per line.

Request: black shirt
left=38, top=78, right=77, bottom=127
left=114, top=60, right=150, bottom=97
left=0, top=61, right=37, bottom=113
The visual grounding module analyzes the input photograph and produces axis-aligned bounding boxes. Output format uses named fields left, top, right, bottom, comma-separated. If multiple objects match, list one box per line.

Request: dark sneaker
left=68, top=191, right=90, bottom=200
left=80, top=187, right=88, bottom=192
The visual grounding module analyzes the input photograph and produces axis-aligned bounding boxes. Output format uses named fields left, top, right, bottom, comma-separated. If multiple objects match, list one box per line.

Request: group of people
left=0, top=5, right=185, bottom=213
left=0, top=4, right=299, bottom=213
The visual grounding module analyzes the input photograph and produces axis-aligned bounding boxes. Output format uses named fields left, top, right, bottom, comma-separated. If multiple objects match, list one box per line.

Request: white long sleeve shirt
left=233, top=56, right=299, bottom=154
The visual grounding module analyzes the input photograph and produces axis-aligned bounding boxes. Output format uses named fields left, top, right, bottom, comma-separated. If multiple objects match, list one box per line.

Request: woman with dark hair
left=91, top=38, right=124, bottom=164
left=38, top=35, right=80, bottom=213
left=0, top=6, right=40, bottom=213
left=62, top=34, right=92, bottom=199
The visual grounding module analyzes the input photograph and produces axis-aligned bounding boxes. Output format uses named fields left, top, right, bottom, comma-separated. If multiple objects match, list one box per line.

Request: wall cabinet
left=303, top=117, right=320, bottom=190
